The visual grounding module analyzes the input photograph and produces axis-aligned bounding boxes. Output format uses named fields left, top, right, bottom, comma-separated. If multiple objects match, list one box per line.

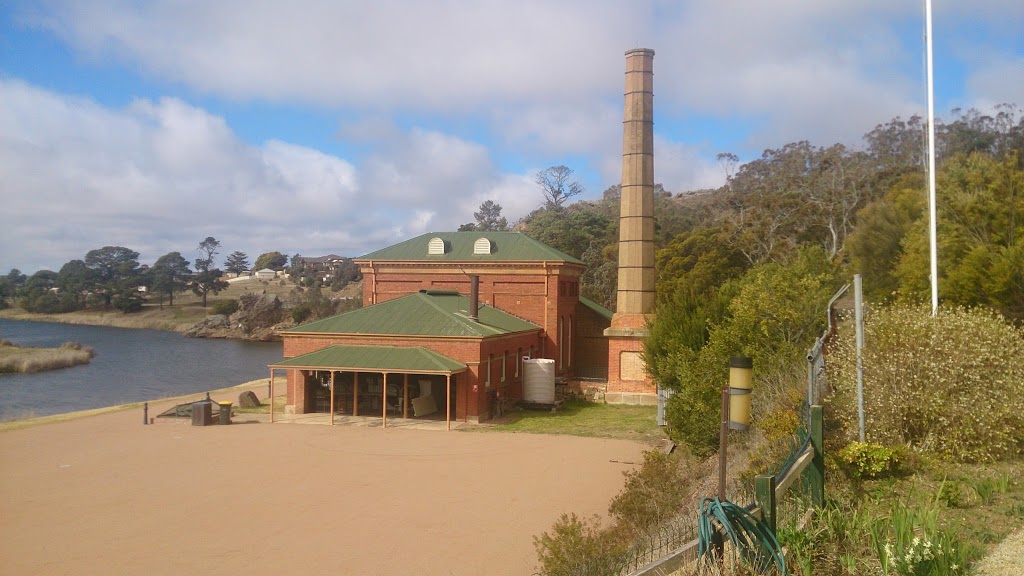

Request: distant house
left=255, top=268, right=276, bottom=280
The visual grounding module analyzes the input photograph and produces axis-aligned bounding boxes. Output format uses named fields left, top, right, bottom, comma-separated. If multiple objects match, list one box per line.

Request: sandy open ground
left=0, top=386, right=645, bottom=576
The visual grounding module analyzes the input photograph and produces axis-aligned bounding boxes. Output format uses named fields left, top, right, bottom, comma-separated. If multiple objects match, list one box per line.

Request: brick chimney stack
left=605, top=48, right=656, bottom=403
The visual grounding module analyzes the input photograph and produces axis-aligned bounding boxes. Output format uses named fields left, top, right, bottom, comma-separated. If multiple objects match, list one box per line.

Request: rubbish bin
left=218, top=401, right=232, bottom=425
left=191, top=400, right=213, bottom=426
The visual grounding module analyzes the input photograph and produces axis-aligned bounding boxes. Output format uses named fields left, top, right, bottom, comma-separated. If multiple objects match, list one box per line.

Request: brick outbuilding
left=273, top=232, right=613, bottom=423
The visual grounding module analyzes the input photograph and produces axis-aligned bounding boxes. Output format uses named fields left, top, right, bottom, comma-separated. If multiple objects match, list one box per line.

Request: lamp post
left=719, top=356, right=753, bottom=500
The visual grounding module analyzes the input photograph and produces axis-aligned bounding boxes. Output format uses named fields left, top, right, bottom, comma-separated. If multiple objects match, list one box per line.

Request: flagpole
left=926, top=0, right=939, bottom=315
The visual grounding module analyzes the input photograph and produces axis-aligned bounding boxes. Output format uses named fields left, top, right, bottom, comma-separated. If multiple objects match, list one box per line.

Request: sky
left=1, top=0, right=1022, bottom=274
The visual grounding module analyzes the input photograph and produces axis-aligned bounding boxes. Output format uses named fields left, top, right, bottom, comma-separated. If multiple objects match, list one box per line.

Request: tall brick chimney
left=604, top=48, right=656, bottom=403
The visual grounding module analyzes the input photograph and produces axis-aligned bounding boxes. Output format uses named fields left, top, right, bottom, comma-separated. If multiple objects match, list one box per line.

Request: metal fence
left=807, top=284, right=849, bottom=406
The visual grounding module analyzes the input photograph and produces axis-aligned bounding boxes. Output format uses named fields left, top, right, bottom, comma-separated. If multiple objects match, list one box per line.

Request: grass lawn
left=476, top=399, right=668, bottom=445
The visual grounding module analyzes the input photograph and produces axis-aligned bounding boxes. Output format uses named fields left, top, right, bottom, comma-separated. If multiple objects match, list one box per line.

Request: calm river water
left=0, top=319, right=283, bottom=421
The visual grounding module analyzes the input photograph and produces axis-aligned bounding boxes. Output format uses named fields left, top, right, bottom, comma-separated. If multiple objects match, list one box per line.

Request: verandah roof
left=269, top=344, right=468, bottom=375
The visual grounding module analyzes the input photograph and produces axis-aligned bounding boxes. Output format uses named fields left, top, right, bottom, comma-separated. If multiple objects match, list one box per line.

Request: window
left=516, top=347, right=522, bottom=378
left=486, top=353, right=493, bottom=388
left=474, top=237, right=493, bottom=254
left=558, top=316, right=564, bottom=370
left=568, top=315, right=573, bottom=368
left=501, top=351, right=507, bottom=383
left=428, top=237, right=446, bottom=254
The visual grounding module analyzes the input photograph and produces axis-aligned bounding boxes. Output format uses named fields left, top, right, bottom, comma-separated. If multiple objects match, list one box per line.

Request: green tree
left=473, top=200, right=509, bottom=231
left=6, top=269, right=26, bottom=289
left=893, top=153, right=1024, bottom=321
left=191, top=269, right=229, bottom=308
left=846, top=173, right=926, bottom=302
left=536, top=165, right=584, bottom=210
left=223, top=251, right=250, bottom=274
left=195, top=237, right=221, bottom=272
left=0, top=277, right=10, bottom=309
left=522, top=204, right=613, bottom=260
left=192, top=238, right=228, bottom=307
left=151, top=252, right=191, bottom=308
left=254, top=251, right=287, bottom=271
left=56, top=259, right=93, bottom=309
left=84, top=246, right=142, bottom=307
left=17, top=270, right=78, bottom=313
left=655, top=227, right=748, bottom=305
left=649, top=247, right=840, bottom=455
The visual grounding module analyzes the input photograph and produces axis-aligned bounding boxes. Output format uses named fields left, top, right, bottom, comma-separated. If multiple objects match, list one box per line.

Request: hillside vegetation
left=523, top=106, right=1024, bottom=576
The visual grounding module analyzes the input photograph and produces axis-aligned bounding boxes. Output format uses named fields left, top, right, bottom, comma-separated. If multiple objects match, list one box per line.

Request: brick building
left=273, top=232, right=614, bottom=423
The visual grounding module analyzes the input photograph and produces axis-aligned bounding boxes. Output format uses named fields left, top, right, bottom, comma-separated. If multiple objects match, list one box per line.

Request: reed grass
left=0, top=340, right=95, bottom=373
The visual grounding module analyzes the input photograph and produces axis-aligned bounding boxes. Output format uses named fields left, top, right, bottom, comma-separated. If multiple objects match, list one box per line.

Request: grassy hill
left=0, top=278, right=362, bottom=334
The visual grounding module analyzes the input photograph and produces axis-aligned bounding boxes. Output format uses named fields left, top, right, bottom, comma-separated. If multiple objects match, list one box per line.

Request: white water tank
left=523, top=358, right=556, bottom=404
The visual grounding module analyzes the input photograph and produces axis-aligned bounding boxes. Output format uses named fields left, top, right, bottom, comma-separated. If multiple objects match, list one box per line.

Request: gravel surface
left=974, top=529, right=1024, bottom=576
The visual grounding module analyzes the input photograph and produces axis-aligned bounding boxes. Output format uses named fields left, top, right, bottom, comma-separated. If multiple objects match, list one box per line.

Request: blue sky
left=2, top=0, right=1022, bottom=273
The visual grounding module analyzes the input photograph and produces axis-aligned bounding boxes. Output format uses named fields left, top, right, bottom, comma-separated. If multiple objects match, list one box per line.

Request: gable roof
left=282, top=290, right=540, bottom=337
left=356, top=231, right=583, bottom=264
left=270, top=344, right=467, bottom=374
left=579, top=295, right=614, bottom=321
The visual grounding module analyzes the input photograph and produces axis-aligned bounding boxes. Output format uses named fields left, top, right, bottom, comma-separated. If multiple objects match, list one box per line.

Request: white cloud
left=653, top=137, right=724, bottom=193
left=0, top=81, right=531, bottom=272
left=3, top=0, right=1021, bottom=272
left=17, top=1, right=1022, bottom=160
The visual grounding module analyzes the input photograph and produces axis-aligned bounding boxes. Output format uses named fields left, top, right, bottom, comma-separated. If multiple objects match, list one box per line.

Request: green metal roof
left=356, top=231, right=583, bottom=264
left=283, top=290, right=540, bottom=337
left=579, top=295, right=614, bottom=321
left=270, top=345, right=467, bottom=374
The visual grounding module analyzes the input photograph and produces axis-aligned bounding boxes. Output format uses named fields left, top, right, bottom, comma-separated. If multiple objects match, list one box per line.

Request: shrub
left=533, top=514, right=624, bottom=576
left=827, top=304, right=1024, bottom=462
left=608, top=451, right=687, bottom=537
left=211, top=299, right=239, bottom=316
left=291, top=303, right=312, bottom=324
left=836, top=441, right=901, bottom=480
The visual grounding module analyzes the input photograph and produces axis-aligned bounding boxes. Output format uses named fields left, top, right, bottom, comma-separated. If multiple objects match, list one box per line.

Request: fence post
left=807, top=405, right=825, bottom=507
left=755, top=474, right=777, bottom=535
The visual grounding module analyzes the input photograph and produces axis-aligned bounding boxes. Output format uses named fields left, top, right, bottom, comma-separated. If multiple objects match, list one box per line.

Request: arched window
left=428, top=237, right=446, bottom=255
left=568, top=314, right=573, bottom=368
left=473, top=237, right=493, bottom=255
left=558, top=316, right=564, bottom=369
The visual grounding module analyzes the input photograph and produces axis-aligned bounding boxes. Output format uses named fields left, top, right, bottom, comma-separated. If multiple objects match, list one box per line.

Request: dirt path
left=0, top=390, right=644, bottom=576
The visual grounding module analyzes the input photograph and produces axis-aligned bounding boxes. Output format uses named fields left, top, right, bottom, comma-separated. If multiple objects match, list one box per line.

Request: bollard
left=143, top=402, right=148, bottom=425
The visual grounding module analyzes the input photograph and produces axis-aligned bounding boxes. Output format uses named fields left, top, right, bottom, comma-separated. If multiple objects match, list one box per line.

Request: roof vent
left=428, top=237, right=446, bottom=255
left=473, top=237, right=493, bottom=255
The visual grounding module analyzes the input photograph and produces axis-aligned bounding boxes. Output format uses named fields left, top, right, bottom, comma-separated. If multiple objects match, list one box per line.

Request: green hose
left=697, top=497, right=788, bottom=575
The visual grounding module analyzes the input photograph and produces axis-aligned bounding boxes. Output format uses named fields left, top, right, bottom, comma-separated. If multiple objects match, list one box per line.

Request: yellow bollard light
left=728, top=356, right=753, bottom=430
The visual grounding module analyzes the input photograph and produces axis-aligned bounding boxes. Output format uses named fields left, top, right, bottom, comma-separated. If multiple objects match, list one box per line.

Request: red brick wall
left=606, top=336, right=655, bottom=394
left=575, top=303, right=611, bottom=380
left=358, top=264, right=584, bottom=379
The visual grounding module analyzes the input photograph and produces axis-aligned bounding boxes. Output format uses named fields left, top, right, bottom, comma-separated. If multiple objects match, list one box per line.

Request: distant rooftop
left=356, top=232, right=582, bottom=264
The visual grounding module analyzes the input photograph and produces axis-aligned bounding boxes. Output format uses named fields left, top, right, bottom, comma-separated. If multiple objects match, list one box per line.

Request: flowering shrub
left=836, top=441, right=901, bottom=479
left=827, top=304, right=1024, bottom=462
left=884, top=536, right=962, bottom=576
